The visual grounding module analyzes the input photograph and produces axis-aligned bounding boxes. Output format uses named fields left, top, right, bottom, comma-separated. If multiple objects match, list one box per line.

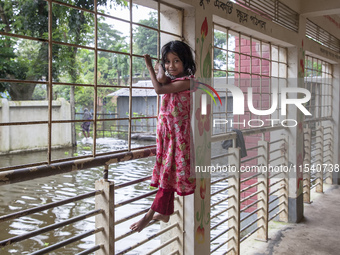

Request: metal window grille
left=212, top=24, right=288, bottom=133
left=234, top=0, right=299, bottom=32
left=306, top=19, right=340, bottom=53
left=304, top=55, right=333, bottom=121
left=0, top=0, right=183, bottom=170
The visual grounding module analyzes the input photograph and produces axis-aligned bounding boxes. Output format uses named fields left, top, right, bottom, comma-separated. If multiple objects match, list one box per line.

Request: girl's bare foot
left=152, top=213, right=170, bottom=223
left=130, top=209, right=155, bottom=232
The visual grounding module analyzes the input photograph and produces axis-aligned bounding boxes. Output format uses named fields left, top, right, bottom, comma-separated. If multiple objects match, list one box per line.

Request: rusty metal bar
left=103, top=165, right=109, bottom=180
left=0, top=209, right=102, bottom=248
left=210, top=175, right=232, bottom=185
left=30, top=227, right=103, bottom=255
left=222, top=247, right=235, bottom=255
left=269, top=208, right=286, bottom=221
left=247, top=145, right=263, bottom=151
left=127, top=0, right=133, bottom=152
left=269, top=138, right=284, bottom=144
left=115, top=190, right=158, bottom=208
left=210, top=205, right=234, bottom=220
left=269, top=170, right=284, bottom=179
left=269, top=193, right=285, bottom=205
left=269, top=178, right=285, bottom=187
left=311, top=183, right=318, bottom=189
left=240, top=181, right=264, bottom=193
left=240, top=189, right=262, bottom=203
left=211, top=236, right=234, bottom=254
left=93, top=0, right=98, bottom=157
left=310, top=177, right=317, bottom=183
left=211, top=185, right=234, bottom=197
left=210, top=226, right=233, bottom=242
left=211, top=195, right=233, bottom=208
left=240, top=172, right=262, bottom=184
left=0, top=190, right=101, bottom=223
left=241, top=154, right=263, bottom=163
left=0, top=78, right=47, bottom=84
left=168, top=250, right=180, bottom=255
left=76, top=245, right=102, bottom=255
left=0, top=147, right=156, bottom=186
left=211, top=152, right=233, bottom=160
left=268, top=200, right=285, bottom=214
left=211, top=125, right=285, bottom=143
left=303, top=117, right=332, bottom=123
left=115, top=208, right=149, bottom=225
left=240, top=199, right=263, bottom=213
left=211, top=216, right=233, bottom=231
left=269, top=148, right=282, bottom=154
left=114, top=176, right=152, bottom=190
left=240, top=208, right=262, bottom=223
left=144, top=236, right=179, bottom=255
left=240, top=225, right=263, bottom=242
left=47, top=0, right=53, bottom=164
left=240, top=216, right=263, bottom=232
left=114, top=220, right=158, bottom=242
left=116, top=223, right=179, bottom=255
left=0, top=120, right=48, bottom=127
left=269, top=185, right=285, bottom=196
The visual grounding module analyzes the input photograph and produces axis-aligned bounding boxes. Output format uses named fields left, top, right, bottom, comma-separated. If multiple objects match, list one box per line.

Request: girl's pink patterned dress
left=150, top=76, right=196, bottom=196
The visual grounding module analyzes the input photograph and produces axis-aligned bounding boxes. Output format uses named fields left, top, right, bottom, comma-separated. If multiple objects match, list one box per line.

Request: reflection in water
left=0, top=138, right=161, bottom=254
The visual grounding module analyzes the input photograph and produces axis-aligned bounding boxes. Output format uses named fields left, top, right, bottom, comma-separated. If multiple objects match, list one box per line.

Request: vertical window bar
left=93, top=0, right=98, bottom=156
left=48, top=0, right=53, bottom=164
left=128, top=0, right=133, bottom=151
left=226, top=29, right=229, bottom=131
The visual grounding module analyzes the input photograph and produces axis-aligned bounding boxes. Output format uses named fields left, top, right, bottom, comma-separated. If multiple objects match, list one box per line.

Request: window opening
left=0, top=0, right=183, bottom=169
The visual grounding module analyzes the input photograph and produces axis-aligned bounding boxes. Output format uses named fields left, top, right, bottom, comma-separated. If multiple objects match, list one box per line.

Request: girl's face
left=164, top=52, right=185, bottom=77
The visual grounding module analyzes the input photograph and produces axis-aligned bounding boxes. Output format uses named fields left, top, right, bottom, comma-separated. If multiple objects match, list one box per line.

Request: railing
left=210, top=126, right=288, bottom=254
left=0, top=145, right=185, bottom=254
left=0, top=190, right=103, bottom=254
left=0, top=121, right=336, bottom=254
left=303, top=121, right=335, bottom=203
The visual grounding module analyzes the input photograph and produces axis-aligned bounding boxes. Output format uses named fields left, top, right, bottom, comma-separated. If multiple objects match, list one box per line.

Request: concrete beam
left=301, top=0, right=340, bottom=17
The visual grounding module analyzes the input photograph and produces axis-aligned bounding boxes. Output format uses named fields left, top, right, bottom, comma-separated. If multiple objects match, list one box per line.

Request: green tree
left=0, top=0, right=51, bottom=100
left=132, top=13, right=158, bottom=77
left=213, top=30, right=229, bottom=77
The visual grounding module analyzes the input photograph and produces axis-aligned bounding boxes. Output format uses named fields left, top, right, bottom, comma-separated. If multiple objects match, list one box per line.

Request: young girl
left=130, top=40, right=196, bottom=232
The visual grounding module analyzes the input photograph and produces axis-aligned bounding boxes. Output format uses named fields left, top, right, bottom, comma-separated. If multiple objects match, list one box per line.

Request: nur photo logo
left=198, top=81, right=312, bottom=128
left=196, top=81, right=222, bottom=115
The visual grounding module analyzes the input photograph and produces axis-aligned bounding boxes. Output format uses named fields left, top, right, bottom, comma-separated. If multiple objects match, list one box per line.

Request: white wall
left=0, top=98, right=72, bottom=153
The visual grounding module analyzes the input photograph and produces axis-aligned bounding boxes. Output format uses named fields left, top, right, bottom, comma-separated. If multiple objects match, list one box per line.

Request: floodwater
left=0, top=137, right=161, bottom=255
left=0, top=138, right=231, bottom=255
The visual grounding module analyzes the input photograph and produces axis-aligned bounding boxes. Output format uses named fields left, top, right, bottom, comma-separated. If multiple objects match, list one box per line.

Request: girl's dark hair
left=161, top=40, right=196, bottom=75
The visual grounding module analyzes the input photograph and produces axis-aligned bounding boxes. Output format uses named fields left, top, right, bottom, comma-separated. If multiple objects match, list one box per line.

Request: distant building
left=107, top=78, right=233, bottom=135
left=107, top=80, right=158, bottom=134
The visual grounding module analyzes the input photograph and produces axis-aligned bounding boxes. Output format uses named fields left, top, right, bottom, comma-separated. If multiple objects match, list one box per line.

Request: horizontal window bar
left=210, top=236, right=234, bottom=254
left=30, top=227, right=103, bottom=255
left=76, top=245, right=102, bottom=255
left=240, top=216, right=263, bottom=233
left=0, top=190, right=101, bottom=223
left=115, top=176, right=152, bottom=190
left=211, top=215, right=233, bottom=231
left=0, top=209, right=102, bottom=248
left=116, top=223, right=179, bottom=255
left=144, top=236, right=179, bottom=255
left=210, top=226, right=233, bottom=243
left=211, top=175, right=233, bottom=185
left=240, top=199, right=263, bottom=213
left=115, top=190, right=158, bottom=208
left=210, top=205, right=234, bottom=220
left=211, top=185, right=235, bottom=197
